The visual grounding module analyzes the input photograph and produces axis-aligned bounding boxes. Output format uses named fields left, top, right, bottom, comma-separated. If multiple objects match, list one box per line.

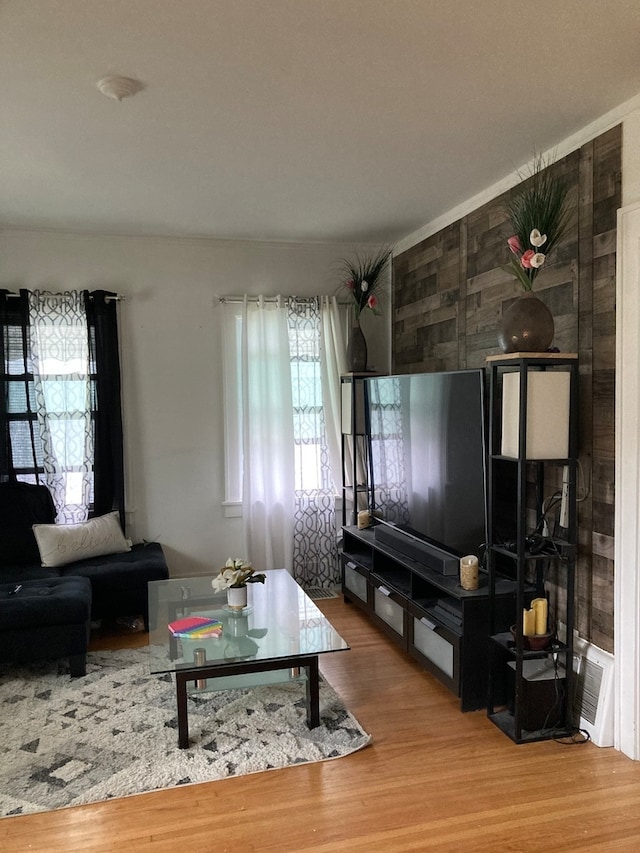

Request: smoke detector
left=96, top=76, right=144, bottom=102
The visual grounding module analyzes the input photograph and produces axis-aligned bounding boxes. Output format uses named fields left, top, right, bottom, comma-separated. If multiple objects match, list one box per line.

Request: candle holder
left=510, top=626, right=554, bottom=651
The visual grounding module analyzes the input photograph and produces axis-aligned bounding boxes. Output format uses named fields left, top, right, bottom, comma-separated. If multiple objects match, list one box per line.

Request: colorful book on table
left=168, top=616, right=223, bottom=639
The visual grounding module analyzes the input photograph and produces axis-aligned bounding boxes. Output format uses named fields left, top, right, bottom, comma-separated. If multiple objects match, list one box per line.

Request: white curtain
left=321, top=297, right=370, bottom=521
left=319, top=295, right=348, bottom=493
left=240, top=296, right=295, bottom=572
left=28, top=290, right=93, bottom=524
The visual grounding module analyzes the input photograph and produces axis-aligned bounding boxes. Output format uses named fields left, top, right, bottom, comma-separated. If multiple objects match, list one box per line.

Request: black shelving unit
left=340, top=373, right=376, bottom=526
left=486, top=353, right=579, bottom=743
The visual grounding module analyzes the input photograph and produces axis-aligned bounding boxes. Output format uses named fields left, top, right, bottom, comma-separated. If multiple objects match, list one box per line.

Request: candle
left=460, top=555, right=479, bottom=590
left=531, top=597, right=548, bottom=634
left=357, top=510, right=371, bottom=530
left=523, top=607, right=536, bottom=636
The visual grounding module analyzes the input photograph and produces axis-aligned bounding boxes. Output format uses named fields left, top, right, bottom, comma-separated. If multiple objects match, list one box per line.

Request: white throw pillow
left=33, top=511, right=131, bottom=568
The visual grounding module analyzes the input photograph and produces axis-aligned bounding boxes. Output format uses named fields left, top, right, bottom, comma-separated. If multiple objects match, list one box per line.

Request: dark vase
left=347, top=320, right=368, bottom=372
left=498, top=292, right=555, bottom=353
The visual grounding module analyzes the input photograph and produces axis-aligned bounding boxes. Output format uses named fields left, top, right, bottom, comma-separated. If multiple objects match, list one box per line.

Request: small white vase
left=227, top=585, right=248, bottom=611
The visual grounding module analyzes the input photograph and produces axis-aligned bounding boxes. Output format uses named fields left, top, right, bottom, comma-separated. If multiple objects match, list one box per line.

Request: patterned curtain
left=28, top=291, right=93, bottom=523
left=288, top=299, right=339, bottom=589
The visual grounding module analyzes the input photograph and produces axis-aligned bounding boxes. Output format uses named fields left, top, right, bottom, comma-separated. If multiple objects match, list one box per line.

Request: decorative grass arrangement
left=503, top=155, right=572, bottom=291
left=340, top=247, right=392, bottom=318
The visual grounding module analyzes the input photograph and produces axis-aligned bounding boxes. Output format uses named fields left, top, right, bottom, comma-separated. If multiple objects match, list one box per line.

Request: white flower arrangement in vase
left=211, top=558, right=266, bottom=610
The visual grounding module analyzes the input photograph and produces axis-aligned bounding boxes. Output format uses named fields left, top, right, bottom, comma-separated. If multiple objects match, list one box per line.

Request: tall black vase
left=347, top=320, right=368, bottom=372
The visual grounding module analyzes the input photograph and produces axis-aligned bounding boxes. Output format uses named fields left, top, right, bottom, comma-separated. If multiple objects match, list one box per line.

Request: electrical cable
left=535, top=492, right=562, bottom=536
left=576, top=458, right=590, bottom=503
left=537, top=653, right=566, bottom=734
left=534, top=653, right=592, bottom=745
left=554, top=729, right=591, bottom=745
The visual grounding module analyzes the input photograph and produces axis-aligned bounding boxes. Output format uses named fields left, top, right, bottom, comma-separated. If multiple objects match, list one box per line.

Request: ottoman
left=0, top=577, right=92, bottom=677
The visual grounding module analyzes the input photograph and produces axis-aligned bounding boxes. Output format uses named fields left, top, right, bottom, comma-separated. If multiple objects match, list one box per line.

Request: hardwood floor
left=2, top=597, right=640, bottom=852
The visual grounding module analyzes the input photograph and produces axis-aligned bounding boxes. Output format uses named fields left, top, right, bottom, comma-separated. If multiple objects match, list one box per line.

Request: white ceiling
left=2, top=0, right=640, bottom=244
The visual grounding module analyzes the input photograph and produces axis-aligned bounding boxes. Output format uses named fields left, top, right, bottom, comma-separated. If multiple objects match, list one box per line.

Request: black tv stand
left=374, top=524, right=460, bottom=576
left=341, top=525, right=515, bottom=711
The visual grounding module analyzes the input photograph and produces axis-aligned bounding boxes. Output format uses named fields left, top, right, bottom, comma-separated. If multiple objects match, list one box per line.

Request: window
left=221, top=295, right=346, bottom=588
left=3, top=300, right=44, bottom=481
left=1, top=289, right=124, bottom=525
left=222, top=298, right=334, bottom=509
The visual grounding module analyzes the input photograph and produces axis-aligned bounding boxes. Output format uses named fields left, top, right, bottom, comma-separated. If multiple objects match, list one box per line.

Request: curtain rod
left=218, top=295, right=349, bottom=305
left=3, top=290, right=123, bottom=302
left=219, top=296, right=317, bottom=305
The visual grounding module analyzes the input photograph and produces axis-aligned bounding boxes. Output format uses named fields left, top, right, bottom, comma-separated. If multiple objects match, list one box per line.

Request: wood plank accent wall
left=392, top=125, right=621, bottom=651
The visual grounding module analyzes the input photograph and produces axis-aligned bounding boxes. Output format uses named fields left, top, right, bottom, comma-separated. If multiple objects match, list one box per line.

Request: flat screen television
left=366, top=370, right=487, bottom=570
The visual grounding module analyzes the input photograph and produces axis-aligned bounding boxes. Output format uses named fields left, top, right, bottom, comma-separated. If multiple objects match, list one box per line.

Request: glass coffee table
left=148, top=569, right=349, bottom=748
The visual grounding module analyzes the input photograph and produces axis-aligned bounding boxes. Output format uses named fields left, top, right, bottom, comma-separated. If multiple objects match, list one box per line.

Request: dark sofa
left=0, top=576, right=92, bottom=676
left=0, top=482, right=169, bottom=672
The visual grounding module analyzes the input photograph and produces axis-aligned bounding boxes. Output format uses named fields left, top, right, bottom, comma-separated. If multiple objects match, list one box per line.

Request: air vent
left=574, top=658, right=603, bottom=725
left=306, top=587, right=339, bottom=601
left=572, top=635, right=614, bottom=746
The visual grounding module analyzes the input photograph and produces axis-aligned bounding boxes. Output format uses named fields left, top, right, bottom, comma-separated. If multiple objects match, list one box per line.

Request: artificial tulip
left=507, top=235, right=522, bottom=254
left=520, top=249, right=535, bottom=269
left=530, top=229, right=547, bottom=247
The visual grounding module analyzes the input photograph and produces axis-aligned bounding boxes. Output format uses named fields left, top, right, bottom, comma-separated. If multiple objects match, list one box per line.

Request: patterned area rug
left=0, top=648, right=370, bottom=818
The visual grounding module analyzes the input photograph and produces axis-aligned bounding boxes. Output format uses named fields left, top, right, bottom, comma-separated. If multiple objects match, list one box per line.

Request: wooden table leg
left=176, top=673, right=190, bottom=749
left=174, top=656, right=321, bottom=747
left=306, top=656, right=320, bottom=729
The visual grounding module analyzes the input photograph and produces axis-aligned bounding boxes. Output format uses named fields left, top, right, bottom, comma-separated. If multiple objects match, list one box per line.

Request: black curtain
left=84, top=291, right=125, bottom=529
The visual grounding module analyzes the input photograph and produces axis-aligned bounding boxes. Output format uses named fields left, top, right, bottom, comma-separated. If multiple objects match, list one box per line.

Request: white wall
left=0, top=231, right=389, bottom=577
left=623, top=106, right=640, bottom=207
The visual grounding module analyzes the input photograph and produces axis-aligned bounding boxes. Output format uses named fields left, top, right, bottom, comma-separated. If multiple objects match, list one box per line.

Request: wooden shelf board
left=486, top=352, right=578, bottom=362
